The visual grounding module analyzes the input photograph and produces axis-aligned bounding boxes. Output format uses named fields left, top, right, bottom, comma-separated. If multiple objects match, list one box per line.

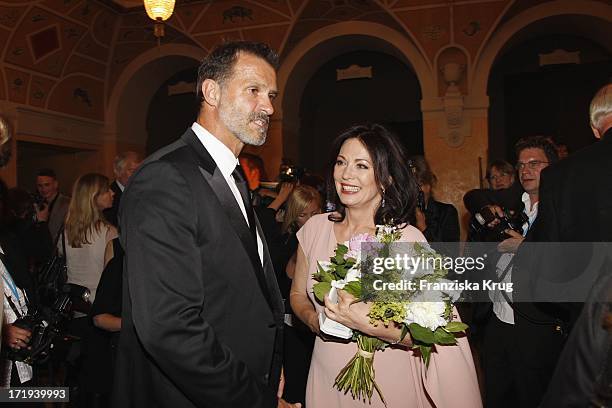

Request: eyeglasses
left=515, top=160, right=549, bottom=171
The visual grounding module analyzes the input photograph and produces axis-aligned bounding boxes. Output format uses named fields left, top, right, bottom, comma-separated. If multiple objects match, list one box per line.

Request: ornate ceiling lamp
left=143, top=0, right=176, bottom=43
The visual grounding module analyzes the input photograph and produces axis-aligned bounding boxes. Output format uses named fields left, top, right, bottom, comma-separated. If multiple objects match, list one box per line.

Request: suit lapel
left=180, top=129, right=280, bottom=313
left=200, top=167, right=261, bottom=267
left=254, top=214, right=283, bottom=314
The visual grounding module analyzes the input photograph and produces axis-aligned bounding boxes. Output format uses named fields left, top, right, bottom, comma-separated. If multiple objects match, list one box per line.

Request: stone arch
left=472, top=0, right=612, bottom=99
left=105, top=44, right=205, bottom=150
left=271, top=21, right=432, bottom=175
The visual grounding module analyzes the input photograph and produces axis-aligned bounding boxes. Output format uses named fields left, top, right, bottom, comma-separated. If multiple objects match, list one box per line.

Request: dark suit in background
left=47, top=193, right=69, bottom=240
left=102, top=181, right=122, bottom=227
left=514, top=129, right=612, bottom=407
left=113, top=129, right=284, bottom=408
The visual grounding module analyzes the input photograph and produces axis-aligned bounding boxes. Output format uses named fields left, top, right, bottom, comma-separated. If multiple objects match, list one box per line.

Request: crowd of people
left=0, top=39, right=610, bottom=408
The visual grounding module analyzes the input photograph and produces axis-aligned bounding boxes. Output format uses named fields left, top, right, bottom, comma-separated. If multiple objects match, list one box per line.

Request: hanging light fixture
left=143, top=0, right=176, bottom=42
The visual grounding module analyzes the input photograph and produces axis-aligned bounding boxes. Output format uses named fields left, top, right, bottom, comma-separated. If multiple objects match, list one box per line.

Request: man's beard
left=219, top=103, right=269, bottom=146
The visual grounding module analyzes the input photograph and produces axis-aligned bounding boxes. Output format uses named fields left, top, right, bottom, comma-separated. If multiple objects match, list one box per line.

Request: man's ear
left=591, top=126, right=602, bottom=139
left=202, top=79, right=220, bottom=108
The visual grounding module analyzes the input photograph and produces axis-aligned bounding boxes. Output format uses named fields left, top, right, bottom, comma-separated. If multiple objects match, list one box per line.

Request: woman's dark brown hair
left=326, top=123, right=419, bottom=227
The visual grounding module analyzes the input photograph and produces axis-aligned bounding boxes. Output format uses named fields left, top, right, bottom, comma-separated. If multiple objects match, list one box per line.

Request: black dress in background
left=81, top=239, right=123, bottom=405
left=256, top=207, right=315, bottom=407
left=422, top=199, right=460, bottom=258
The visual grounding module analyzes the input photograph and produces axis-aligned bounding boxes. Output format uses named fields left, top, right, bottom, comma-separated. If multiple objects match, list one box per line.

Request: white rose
left=404, top=301, right=448, bottom=331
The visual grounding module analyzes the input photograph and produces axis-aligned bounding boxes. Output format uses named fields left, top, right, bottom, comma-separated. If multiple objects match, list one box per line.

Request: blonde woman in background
left=283, top=185, right=322, bottom=279
left=277, top=184, right=322, bottom=407
left=64, top=173, right=117, bottom=303
left=62, top=173, right=117, bottom=404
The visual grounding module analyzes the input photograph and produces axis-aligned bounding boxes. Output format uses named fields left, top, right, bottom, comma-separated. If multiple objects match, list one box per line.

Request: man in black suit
left=113, top=42, right=297, bottom=408
left=513, top=83, right=612, bottom=407
left=103, top=151, right=141, bottom=227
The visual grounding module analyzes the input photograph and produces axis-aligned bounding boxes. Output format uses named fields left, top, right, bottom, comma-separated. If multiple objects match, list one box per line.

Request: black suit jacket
left=113, top=129, right=284, bottom=408
left=513, top=130, right=612, bottom=407
left=103, top=181, right=122, bottom=227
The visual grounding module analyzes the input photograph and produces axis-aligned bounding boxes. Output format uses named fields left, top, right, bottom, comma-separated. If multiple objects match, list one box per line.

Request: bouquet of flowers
left=313, top=225, right=467, bottom=406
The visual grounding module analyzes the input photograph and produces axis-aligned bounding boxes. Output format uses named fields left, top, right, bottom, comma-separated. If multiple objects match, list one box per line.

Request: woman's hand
left=3, top=324, right=32, bottom=350
left=324, top=289, right=412, bottom=346
left=323, top=289, right=370, bottom=333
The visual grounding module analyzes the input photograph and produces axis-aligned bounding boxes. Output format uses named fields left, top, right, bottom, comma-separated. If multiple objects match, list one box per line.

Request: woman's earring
left=381, top=188, right=386, bottom=208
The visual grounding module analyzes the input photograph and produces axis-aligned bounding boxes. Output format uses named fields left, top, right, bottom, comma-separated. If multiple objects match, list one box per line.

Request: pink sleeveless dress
left=296, top=214, right=482, bottom=408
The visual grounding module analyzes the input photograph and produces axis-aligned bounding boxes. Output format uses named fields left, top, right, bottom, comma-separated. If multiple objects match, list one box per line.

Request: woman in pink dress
left=290, top=124, right=482, bottom=408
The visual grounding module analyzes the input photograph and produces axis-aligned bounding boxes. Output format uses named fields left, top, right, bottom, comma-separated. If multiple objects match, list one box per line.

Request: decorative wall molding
left=538, top=48, right=581, bottom=66
left=336, top=64, right=372, bottom=81
left=16, top=107, right=104, bottom=146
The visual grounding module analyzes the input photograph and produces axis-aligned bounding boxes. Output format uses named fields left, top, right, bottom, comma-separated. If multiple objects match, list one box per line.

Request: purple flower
left=347, top=233, right=377, bottom=260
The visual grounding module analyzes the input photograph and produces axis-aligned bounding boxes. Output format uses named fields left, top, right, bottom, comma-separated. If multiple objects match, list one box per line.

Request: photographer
left=35, top=169, right=69, bottom=240
left=6, top=188, right=54, bottom=280
left=1, top=248, right=33, bottom=388
left=482, top=136, right=558, bottom=408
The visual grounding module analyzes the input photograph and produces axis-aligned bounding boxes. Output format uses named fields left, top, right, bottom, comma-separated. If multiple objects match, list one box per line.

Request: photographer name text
left=372, top=279, right=513, bottom=293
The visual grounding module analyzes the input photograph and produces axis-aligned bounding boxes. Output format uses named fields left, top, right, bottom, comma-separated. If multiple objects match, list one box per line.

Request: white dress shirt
left=191, top=122, right=264, bottom=265
left=491, top=192, right=539, bottom=324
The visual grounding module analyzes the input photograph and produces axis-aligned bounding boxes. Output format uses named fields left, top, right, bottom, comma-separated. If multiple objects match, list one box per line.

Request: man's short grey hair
left=113, top=151, right=140, bottom=174
left=590, top=83, right=612, bottom=133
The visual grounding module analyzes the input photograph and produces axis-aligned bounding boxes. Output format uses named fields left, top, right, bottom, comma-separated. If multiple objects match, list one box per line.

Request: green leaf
left=433, top=327, right=457, bottom=345
left=314, top=264, right=334, bottom=283
left=419, top=344, right=432, bottom=367
left=408, top=323, right=435, bottom=345
left=445, top=321, right=468, bottom=333
left=313, top=281, right=331, bottom=303
left=335, top=265, right=348, bottom=279
left=336, top=244, right=348, bottom=255
left=343, top=281, right=362, bottom=298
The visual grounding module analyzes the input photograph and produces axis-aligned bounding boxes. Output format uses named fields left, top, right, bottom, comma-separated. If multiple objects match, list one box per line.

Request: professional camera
left=470, top=205, right=528, bottom=241
left=31, top=192, right=47, bottom=210
left=278, top=165, right=305, bottom=183
left=3, top=283, right=91, bottom=365
left=464, top=187, right=527, bottom=242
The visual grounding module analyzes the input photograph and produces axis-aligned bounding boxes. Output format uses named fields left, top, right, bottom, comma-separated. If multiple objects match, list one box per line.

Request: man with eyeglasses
left=483, top=135, right=559, bottom=408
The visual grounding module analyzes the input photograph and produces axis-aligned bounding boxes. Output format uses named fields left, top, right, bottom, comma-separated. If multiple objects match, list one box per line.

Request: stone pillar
left=421, top=95, right=489, bottom=239
left=0, top=103, right=19, bottom=187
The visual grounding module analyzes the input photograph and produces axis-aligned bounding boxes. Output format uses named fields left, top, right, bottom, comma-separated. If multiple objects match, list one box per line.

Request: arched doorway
left=146, top=66, right=199, bottom=154
left=298, top=49, right=422, bottom=175
left=276, top=21, right=432, bottom=181
left=487, top=16, right=612, bottom=162
left=106, top=44, right=204, bottom=159
left=471, top=0, right=612, bottom=163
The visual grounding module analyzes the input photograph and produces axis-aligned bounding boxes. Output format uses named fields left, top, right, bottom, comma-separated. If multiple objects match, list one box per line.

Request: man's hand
left=278, top=399, right=301, bottom=407
left=277, top=368, right=285, bottom=399
left=35, top=203, right=50, bottom=222
left=497, top=229, right=524, bottom=253
left=3, top=324, right=32, bottom=350
left=485, top=205, right=504, bottom=228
